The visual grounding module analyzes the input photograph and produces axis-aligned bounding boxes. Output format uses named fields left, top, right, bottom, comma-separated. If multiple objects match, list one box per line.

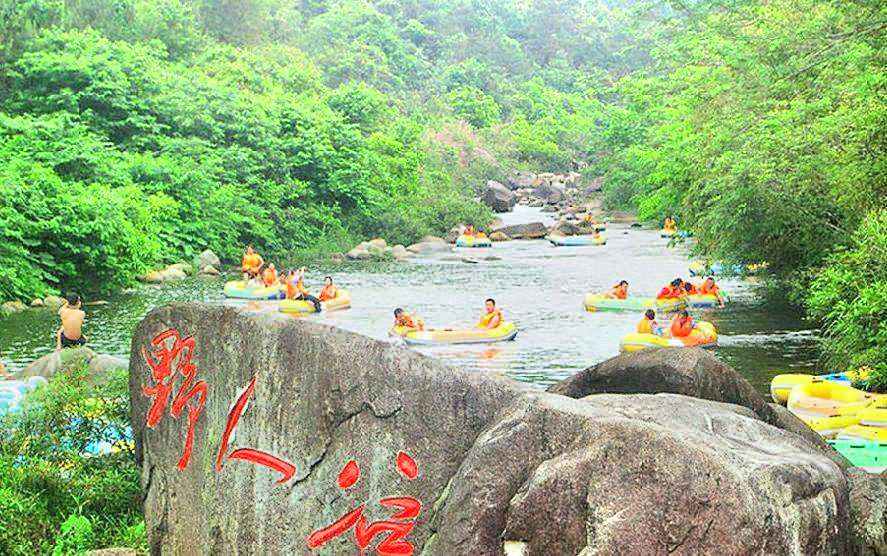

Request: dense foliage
left=0, top=364, right=144, bottom=554
left=592, top=0, right=886, bottom=370
left=1, top=0, right=884, bottom=367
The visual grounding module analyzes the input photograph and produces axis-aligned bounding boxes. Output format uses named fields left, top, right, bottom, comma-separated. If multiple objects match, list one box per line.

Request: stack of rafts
left=772, top=368, right=887, bottom=472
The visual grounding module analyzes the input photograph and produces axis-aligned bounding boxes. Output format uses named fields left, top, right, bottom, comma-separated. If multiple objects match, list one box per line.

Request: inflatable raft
left=686, top=293, right=727, bottom=308
left=547, top=235, right=605, bottom=246
left=769, top=368, right=870, bottom=404
left=279, top=290, right=352, bottom=314
left=827, top=438, right=887, bottom=473
left=583, top=294, right=686, bottom=314
left=786, top=382, right=879, bottom=421
left=619, top=321, right=717, bottom=353
left=224, top=281, right=285, bottom=300
left=455, top=234, right=492, bottom=248
left=660, top=228, right=676, bottom=238
left=393, top=321, right=518, bottom=345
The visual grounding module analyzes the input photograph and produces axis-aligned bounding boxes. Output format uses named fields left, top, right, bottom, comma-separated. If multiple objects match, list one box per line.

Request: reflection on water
left=0, top=210, right=819, bottom=396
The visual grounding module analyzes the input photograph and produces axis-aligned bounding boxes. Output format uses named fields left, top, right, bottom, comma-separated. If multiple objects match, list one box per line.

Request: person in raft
left=657, top=278, right=686, bottom=299
left=285, top=268, right=322, bottom=312
left=56, top=293, right=87, bottom=350
left=476, top=298, right=503, bottom=330
left=699, top=276, right=726, bottom=307
left=683, top=281, right=699, bottom=295
left=603, top=280, right=629, bottom=299
left=241, top=246, right=264, bottom=284
left=393, top=308, right=425, bottom=332
left=318, top=276, right=338, bottom=301
left=669, top=310, right=697, bottom=338
left=637, top=309, right=663, bottom=336
left=664, top=215, right=677, bottom=231
left=262, top=263, right=278, bottom=287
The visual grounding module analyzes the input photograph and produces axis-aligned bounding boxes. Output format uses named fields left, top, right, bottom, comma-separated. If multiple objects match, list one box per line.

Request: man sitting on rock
left=476, top=298, right=503, bottom=330
left=56, top=293, right=87, bottom=350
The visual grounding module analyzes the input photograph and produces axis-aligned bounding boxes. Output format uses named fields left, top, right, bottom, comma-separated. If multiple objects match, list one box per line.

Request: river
left=0, top=207, right=820, bottom=395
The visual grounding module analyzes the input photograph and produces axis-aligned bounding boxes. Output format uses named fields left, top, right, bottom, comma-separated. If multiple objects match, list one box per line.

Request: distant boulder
left=550, top=220, right=581, bottom=236
left=483, top=181, right=516, bottom=213
left=533, top=181, right=564, bottom=204
left=197, top=249, right=221, bottom=270
left=15, top=347, right=126, bottom=383
left=492, top=222, right=547, bottom=239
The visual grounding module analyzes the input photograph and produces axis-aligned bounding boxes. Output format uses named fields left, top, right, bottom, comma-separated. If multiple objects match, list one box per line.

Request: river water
left=0, top=207, right=820, bottom=395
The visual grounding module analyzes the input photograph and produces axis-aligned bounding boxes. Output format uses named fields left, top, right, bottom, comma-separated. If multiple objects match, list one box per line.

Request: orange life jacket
left=478, top=309, right=503, bottom=328
left=657, top=286, right=681, bottom=300
left=700, top=282, right=719, bottom=296
left=613, top=286, right=627, bottom=300
left=399, top=313, right=421, bottom=330
left=262, top=268, right=277, bottom=287
left=319, top=284, right=337, bottom=301
left=242, top=253, right=262, bottom=272
left=285, top=278, right=298, bottom=300
left=671, top=317, right=693, bottom=338
left=684, top=284, right=699, bottom=295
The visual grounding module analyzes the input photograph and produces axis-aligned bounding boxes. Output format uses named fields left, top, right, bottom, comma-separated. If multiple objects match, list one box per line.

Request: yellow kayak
left=393, top=321, right=518, bottom=345
left=279, top=290, right=352, bottom=314
left=786, top=382, right=879, bottom=421
left=224, top=281, right=285, bottom=300
left=619, top=321, right=717, bottom=353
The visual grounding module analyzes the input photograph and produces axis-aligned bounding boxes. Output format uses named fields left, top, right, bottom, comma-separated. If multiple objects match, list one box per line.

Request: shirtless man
left=56, top=294, right=87, bottom=350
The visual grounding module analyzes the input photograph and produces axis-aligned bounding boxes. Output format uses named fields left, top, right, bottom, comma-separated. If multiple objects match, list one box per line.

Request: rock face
left=130, top=305, right=854, bottom=555
left=16, top=347, right=127, bottom=382
left=548, top=348, right=850, bottom=468
left=482, top=180, right=516, bottom=213
left=492, top=222, right=547, bottom=239
left=847, top=468, right=887, bottom=554
left=550, top=219, right=581, bottom=236
left=533, top=181, right=564, bottom=204
left=407, top=238, right=451, bottom=255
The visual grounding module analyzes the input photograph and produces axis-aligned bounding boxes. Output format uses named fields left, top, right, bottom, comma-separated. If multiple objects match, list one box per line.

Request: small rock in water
left=461, top=258, right=479, bottom=264
left=200, top=265, right=220, bottom=276
left=484, top=255, right=502, bottom=261
left=30, top=298, right=45, bottom=308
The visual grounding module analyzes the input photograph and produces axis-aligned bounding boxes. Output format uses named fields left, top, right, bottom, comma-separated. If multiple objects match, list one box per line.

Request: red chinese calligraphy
left=307, top=451, right=421, bottom=555
left=141, top=328, right=208, bottom=470
left=215, top=376, right=296, bottom=484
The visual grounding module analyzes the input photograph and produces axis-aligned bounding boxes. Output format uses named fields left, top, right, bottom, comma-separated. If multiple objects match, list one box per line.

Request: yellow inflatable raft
left=786, top=382, right=879, bottom=421
left=279, top=290, right=352, bottom=314
left=660, top=228, right=676, bottom=238
left=769, top=368, right=871, bottom=404
left=619, top=321, right=717, bottom=353
left=393, top=321, right=518, bottom=345
left=455, top=234, right=492, bottom=248
left=224, top=281, right=285, bottom=300
left=839, top=424, right=887, bottom=442
left=583, top=295, right=686, bottom=314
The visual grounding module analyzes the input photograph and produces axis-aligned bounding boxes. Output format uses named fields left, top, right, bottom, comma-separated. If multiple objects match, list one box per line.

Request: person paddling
left=241, top=246, right=264, bottom=284
left=285, top=268, right=322, bottom=312
left=318, top=276, right=338, bottom=301
left=393, top=308, right=424, bottom=332
left=699, top=276, right=726, bottom=307
left=664, top=216, right=677, bottom=231
left=603, top=280, right=629, bottom=299
left=56, top=293, right=87, bottom=350
left=476, top=298, right=503, bottom=330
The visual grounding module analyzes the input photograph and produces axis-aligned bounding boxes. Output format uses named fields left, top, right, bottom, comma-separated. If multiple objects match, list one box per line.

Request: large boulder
left=15, top=347, right=126, bottom=383
left=1, top=300, right=27, bottom=315
left=533, top=181, right=565, bottom=204
left=130, top=305, right=854, bottom=554
left=407, top=240, right=451, bottom=255
left=550, top=219, right=581, bottom=236
left=548, top=348, right=850, bottom=468
left=197, top=250, right=221, bottom=270
left=345, top=246, right=371, bottom=260
left=43, top=295, right=65, bottom=310
left=847, top=468, right=887, bottom=554
left=482, top=180, right=516, bottom=213
left=492, top=222, right=547, bottom=240
left=489, top=231, right=510, bottom=242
